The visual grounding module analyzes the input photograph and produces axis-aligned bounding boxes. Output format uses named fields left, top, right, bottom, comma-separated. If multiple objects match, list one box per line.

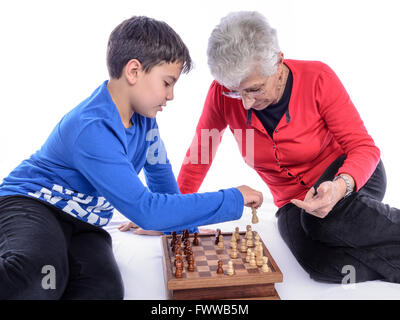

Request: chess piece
left=231, top=247, right=238, bottom=259
left=187, top=256, right=195, bottom=272
left=240, top=239, right=247, bottom=253
left=192, top=232, right=199, bottom=246
left=175, top=260, right=183, bottom=278
left=171, top=233, right=177, bottom=248
left=249, top=252, right=257, bottom=267
left=245, top=225, right=253, bottom=240
left=235, top=227, right=240, bottom=241
left=175, top=245, right=182, bottom=256
left=261, top=257, right=270, bottom=272
left=184, top=245, right=192, bottom=256
left=246, top=248, right=252, bottom=263
left=216, top=260, right=224, bottom=274
left=246, top=238, right=254, bottom=248
left=254, top=243, right=262, bottom=258
left=227, top=261, right=234, bottom=276
left=256, top=254, right=264, bottom=267
left=184, top=239, right=190, bottom=247
left=185, top=250, right=193, bottom=260
left=230, top=233, right=236, bottom=244
left=174, top=254, right=183, bottom=266
left=251, top=207, right=259, bottom=224
left=217, top=235, right=224, bottom=249
left=231, top=241, right=237, bottom=250
left=215, top=229, right=221, bottom=244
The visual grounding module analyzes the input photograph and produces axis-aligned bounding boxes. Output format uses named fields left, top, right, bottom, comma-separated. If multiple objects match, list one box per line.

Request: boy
left=0, top=16, right=263, bottom=299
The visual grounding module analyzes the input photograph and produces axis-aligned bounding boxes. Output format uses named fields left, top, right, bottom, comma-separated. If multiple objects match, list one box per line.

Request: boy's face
left=129, top=61, right=182, bottom=118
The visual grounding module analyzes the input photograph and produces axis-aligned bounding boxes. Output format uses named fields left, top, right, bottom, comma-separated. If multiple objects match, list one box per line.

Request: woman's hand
left=290, top=179, right=347, bottom=218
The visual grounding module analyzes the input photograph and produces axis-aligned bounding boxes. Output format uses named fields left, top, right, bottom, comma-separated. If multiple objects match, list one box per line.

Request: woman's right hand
left=236, top=185, right=263, bottom=208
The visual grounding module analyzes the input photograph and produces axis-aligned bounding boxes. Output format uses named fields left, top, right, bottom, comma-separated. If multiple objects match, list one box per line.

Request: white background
left=1, top=0, right=399, bottom=209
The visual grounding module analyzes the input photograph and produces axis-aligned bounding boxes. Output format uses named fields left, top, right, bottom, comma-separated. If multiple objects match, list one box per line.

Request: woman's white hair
left=207, top=11, right=281, bottom=89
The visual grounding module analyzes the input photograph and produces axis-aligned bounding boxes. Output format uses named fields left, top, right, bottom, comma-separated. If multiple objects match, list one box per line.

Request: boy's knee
left=0, top=252, right=67, bottom=299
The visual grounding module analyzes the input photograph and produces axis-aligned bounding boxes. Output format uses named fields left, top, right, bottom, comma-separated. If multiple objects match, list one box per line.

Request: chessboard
left=161, top=227, right=283, bottom=300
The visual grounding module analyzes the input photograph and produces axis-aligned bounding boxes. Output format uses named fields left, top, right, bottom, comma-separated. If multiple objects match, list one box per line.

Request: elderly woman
left=177, top=11, right=400, bottom=284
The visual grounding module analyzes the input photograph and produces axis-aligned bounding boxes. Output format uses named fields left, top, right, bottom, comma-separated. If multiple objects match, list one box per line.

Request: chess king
left=177, top=11, right=400, bottom=284
left=0, top=15, right=263, bottom=299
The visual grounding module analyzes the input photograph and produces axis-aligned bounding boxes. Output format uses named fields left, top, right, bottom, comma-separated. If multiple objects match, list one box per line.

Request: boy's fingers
left=118, top=221, right=139, bottom=232
left=133, top=228, right=163, bottom=236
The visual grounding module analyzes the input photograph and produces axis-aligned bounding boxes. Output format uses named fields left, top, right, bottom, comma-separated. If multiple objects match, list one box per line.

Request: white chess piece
left=231, top=247, right=238, bottom=259
left=261, top=257, right=270, bottom=272
left=249, top=252, right=257, bottom=267
left=218, top=235, right=224, bottom=249
left=227, top=261, right=235, bottom=276
left=252, top=207, right=259, bottom=224
left=246, top=248, right=252, bottom=263
left=235, top=227, right=240, bottom=241
left=240, top=239, right=247, bottom=253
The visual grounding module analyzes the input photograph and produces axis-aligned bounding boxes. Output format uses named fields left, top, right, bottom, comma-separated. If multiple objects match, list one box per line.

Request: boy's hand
left=118, top=221, right=215, bottom=236
left=236, top=185, right=263, bottom=208
left=118, top=221, right=139, bottom=232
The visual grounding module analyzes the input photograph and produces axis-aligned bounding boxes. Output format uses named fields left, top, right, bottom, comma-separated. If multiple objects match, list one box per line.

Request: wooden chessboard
left=161, top=231, right=283, bottom=300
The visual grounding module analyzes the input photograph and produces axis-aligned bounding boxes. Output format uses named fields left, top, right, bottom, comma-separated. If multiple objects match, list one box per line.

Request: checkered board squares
left=161, top=231, right=283, bottom=293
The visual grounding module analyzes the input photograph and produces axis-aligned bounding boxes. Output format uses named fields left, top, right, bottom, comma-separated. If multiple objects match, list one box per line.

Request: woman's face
left=232, top=64, right=285, bottom=111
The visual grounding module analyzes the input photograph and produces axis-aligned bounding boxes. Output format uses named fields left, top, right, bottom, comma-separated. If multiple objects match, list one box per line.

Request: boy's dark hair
left=107, top=16, right=192, bottom=78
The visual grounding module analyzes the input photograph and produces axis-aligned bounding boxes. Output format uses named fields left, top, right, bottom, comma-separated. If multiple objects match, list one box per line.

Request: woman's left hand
left=290, top=180, right=345, bottom=218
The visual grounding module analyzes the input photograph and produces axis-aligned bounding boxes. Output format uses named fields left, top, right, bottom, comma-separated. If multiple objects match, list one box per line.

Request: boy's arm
left=177, top=81, right=228, bottom=194
left=72, top=119, right=244, bottom=232
left=142, top=132, right=199, bottom=234
left=142, top=126, right=180, bottom=195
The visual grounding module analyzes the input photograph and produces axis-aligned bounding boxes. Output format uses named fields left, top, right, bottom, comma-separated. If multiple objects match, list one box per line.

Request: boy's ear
left=124, top=59, right=142, bottom=85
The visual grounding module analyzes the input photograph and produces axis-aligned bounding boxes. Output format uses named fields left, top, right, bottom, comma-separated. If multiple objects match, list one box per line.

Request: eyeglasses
left=221, top=81, right=267, bottom=100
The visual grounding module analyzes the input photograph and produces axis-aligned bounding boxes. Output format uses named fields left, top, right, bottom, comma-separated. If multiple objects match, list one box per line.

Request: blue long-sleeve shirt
left=0, top=81, right=244, bottom=231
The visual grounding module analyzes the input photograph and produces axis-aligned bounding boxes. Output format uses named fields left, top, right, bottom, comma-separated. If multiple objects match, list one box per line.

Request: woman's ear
left=278, top=52, right=284, bottom=63
left=124, top=59, right=142, bottom=85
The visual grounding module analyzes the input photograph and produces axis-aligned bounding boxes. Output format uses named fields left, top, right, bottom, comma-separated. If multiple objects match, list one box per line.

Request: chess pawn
left=216, top=260, right=224, bottom=274
left=217, top=235, right=224, bottom=249
left=240, top=239, right=247, bottom=253
left=174, top=255, right=183, bottom=267
left=246, top=248, right=252, bottom=263
left=175, top=260, right=183, bottom=278
left=256, top=254, right=264, bottom=267
left=251, top=207, right=259, bottom=224
left=231, top=247, right=238, bottom=259
left=230, top=238, right=237, bottom=249
left=192, top=232, right=199, bottom=246
left=254, top=243, right=262, bottom=258
left=175, top=244, right=182, bottom=256
left=261, top=257, right=270, bottom=273
left=245, top=227, right=253, bottom=240
left=249, top=252, right=257, bottom=267
left=235, top=227, right=240, bottom=241
left=227, top=261, right=235, bottom=276
left=187, top=256, right=195, bottom=272
left=215, top=229, right=221, bottom=244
